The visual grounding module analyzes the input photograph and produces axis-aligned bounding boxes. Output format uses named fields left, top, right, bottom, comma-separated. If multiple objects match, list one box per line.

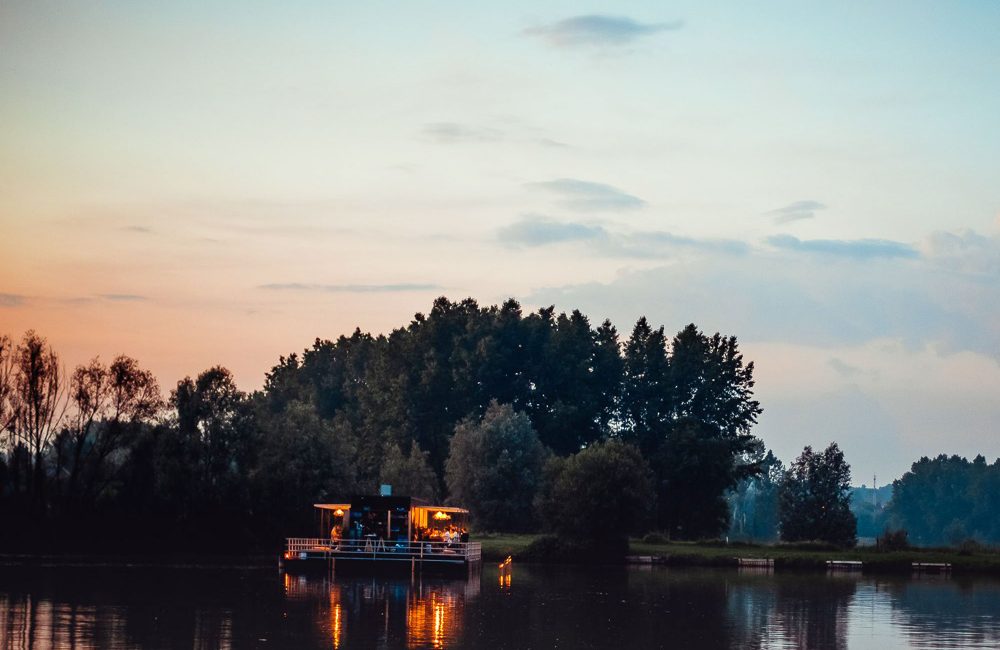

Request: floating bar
left=912, top=562, right=952, bottom=573
left=738, top=558, right=774, bottom=567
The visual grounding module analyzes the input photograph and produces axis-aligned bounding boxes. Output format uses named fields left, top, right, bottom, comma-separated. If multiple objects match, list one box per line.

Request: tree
left=536, top=439, right=654, bottom=545
left=252, top=399, right=357, bottom=532
left=0, top=335, right=15, bottom=448
left=379, top=440, right=439, bottom=502
left=779, top=443, right=857, bottom=546
left=729, top=449, right=784, bottom=541
left=619, top=321, right=763, bottom=538
left=445, top=401, right=547, bottom=531
left=655, top=419, right=760, bottom=539
left=887, top=454, right=1000, bottom=546
left=7, top=331, right=68, bottom=504
left=620, top=318, right=671, bottom=454
left=60, top=355, right=162, bottom=503
left=168, top=367, right=251, bottom=508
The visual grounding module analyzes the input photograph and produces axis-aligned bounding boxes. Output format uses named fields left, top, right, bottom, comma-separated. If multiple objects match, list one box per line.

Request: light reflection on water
left=2, top=564, right=1000, bottom=649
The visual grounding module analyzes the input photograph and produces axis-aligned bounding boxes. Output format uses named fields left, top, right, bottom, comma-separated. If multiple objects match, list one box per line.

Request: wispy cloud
left=499, top=215, right=605, bottom=247
left=258, top=283, right=442, bottom=293
left=423, top=122, right=503, bottom=143
left=497, top=215, right=746, bottom=258
left=828, top=357, right=863, bottom=378
left=99, top=294, right=147, bottom=302
left=530, top=178, right=645, bottom=212
left=524, top=15, right=683, bottom=48
left=422, top=122, right=572, bottom=149
left=923, top=229, right=1000, bottom=276
left=526, top=227, right=1000, bottom=360
left=120, top=225, right=154, bottom=234
left=0, top=293, right=25, bottom=307
left=767, top=200, right=826, bottom=225
left=604, top=231, right=749, bottom=258
left=767, top=234, right=919, bottom=260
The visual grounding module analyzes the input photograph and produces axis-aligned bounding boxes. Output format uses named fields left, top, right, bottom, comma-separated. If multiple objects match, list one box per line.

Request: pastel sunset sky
left=2, top=1, right=999, bottom=482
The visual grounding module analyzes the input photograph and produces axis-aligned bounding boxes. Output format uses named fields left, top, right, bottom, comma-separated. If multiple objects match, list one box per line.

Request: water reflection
left=2, top=564, right=1000, bottom=649
left=283, top=571, right=478, bottom=649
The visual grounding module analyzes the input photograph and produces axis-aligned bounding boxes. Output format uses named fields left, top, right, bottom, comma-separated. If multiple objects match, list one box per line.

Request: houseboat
left=282, top=492, right=482, bottom=574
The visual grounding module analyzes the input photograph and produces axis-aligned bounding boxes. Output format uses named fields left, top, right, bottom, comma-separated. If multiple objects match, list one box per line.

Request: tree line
left=16, top=296, right=988, bottom=552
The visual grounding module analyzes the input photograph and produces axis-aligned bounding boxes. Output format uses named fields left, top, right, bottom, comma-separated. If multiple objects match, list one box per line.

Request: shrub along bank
left=478, top=534, right=1000, bottom=574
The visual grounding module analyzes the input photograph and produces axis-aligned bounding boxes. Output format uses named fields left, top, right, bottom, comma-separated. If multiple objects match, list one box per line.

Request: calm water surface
left=2, top=563, right=999, bottom=649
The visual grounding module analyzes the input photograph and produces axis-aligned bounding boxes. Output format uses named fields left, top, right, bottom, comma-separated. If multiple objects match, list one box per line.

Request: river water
left=2, top=563, right=999, bottom=649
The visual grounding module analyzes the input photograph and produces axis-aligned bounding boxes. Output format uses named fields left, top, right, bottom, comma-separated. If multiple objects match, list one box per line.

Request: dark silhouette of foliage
left=379, top=440, right=438, bottom=502
left=778, top=443, right=857, bottom=547
left=445, top=401, right=547, bottom=532
left=887, top=454, right=1000, bottom=546
left=0, top=298, right=770, bottom=551
left=536, top=439, right=654, bottom=545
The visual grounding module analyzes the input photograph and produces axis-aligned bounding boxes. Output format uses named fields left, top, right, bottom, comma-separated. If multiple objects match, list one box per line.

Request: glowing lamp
left=334, top=508, right=344, bottom=516
left=433, top=511, right=451, bottom=521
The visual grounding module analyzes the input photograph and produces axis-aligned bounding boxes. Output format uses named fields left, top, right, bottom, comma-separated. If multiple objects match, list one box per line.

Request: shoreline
left=3, top=537, right=1000, bottom=576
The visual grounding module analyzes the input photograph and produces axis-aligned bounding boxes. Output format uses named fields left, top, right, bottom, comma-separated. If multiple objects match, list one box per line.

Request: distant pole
left=873, top=474, right=877, bottom=508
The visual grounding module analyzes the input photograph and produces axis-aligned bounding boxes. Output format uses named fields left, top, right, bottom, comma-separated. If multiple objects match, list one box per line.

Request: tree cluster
left=778, top=443, right=857, bottom=547
left=888, top=454, right=1000, bottom=546
left=1, top=297, right=766, bottom=551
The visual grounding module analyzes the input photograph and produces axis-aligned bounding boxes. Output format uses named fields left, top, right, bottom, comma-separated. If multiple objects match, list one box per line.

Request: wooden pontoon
left=282, top=494, right=481, bottom=574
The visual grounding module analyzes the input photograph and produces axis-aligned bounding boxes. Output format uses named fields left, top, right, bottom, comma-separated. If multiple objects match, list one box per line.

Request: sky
left=2, top=1, right=999, bottom=484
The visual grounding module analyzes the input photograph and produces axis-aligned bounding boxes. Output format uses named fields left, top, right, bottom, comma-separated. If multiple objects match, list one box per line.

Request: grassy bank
left=479, top=534, right=1000, bottom=574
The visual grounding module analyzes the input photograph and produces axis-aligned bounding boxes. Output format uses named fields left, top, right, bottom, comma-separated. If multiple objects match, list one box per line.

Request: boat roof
left=313, top=502, right=469, bottom=514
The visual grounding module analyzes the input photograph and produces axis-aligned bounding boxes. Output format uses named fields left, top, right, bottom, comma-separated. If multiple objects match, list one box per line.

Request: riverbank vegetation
left=476, top=533, right=1000, bottom=574
left=2, top=297, right=999, bottom=557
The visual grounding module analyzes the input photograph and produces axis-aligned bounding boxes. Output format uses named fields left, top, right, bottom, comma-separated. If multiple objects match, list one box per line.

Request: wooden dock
left=738, top=558, right=774, bottom=568
left=912, top=562, right=952, bottom=573
left=826, top=560, right=863, bottom=571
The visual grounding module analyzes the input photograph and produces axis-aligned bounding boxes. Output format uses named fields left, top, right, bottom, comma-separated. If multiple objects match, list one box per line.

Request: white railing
left=285, top=538, right=482, bottom=563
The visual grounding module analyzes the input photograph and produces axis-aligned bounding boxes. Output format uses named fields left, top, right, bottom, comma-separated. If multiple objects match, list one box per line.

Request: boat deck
left=282, top=538, right=482, bottom=573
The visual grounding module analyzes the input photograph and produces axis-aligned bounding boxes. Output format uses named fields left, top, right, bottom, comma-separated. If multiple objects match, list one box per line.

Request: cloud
left=603, top=231, right=749, bottom=258
left=0, top=293, right=25, bottom=307
left=767, top=200, right=826, bottom=225
left=422, top=123, right=572, bottom=149
left=530, top=178, right=645, bottom=212
left=828, top=357, right=864, bottom=378
left=422, top=122, right=503, bottom=144
left=923, top=229, right=1000, bottom=276
left=497, top=216, right=747, bottom=258
left=767, top=234, right=919, bottom=260
left=524, top=15, right=683, bottom=48
left=525, top=228, right=1000, bottom=360
left=499, top=215, right=606, bottom=247
left=258, top=283, right=442, bottom=293
left=121, top=225, right=153, bottom=234
left=99, top=294, right=147, bottom=302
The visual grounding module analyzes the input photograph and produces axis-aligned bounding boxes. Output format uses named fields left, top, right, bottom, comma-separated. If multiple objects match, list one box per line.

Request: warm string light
left=433, top=511, right=450, bottom=521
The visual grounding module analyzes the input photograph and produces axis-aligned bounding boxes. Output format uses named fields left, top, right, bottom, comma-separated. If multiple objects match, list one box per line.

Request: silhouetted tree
left=888, top=454, right=1000, bottom=545
left=536, top=439, right=654, bottom=544
left=379, top=441, right=438, bottom=502
left=779, top=443, right=856, bottom=546
left=8, top=331, right=68, bottom=505
left=445, top=401, right=547, bottom=531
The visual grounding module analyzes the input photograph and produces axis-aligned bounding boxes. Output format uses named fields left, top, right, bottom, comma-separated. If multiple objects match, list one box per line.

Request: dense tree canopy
left=888, top=454, right=1000, bottom=545
left=778, top=443, right=857, bottom=547
left=0, top=297, right=769, bottom=550
left=445, top=401, right=547, bottom=532
left=536, top=439, right=654, bottom=544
